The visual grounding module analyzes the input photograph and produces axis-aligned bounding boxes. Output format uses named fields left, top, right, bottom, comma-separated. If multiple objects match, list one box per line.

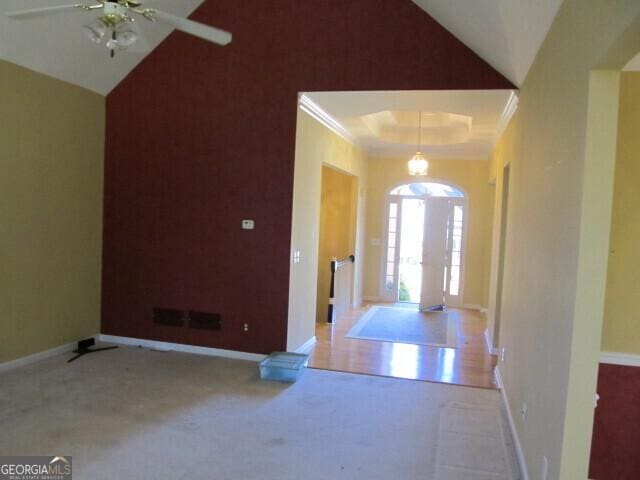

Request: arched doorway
left=381, top=181, right=466, bottom=310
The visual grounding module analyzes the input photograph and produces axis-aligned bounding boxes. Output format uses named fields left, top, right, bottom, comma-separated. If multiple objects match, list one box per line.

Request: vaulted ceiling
left=625, top=53, right=640, bottom=71
left=0, top=0, right=205, bottom=95
left=0, top=0, right=562, bottom=95
left=412, top=0, right=563, bottom=86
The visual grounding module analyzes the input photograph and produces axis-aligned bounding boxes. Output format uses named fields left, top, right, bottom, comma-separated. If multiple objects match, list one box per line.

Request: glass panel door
left=444, top=201, right=465, bottom=305
left=397, top=198, right=425, bottom=303
left=420, top=198, right=449, bottom=310
left=383, top=201, right=399, bottom=300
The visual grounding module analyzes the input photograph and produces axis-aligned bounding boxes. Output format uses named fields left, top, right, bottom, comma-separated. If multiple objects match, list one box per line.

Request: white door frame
left=380, top=197, right=403, bottom=302
left=380, top=180, right=468, bottom=306
left=443, top=197, right=468, bottom=307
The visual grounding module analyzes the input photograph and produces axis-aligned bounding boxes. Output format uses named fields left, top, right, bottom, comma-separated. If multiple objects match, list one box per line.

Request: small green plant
left=398, top=280, right=411, bottom=302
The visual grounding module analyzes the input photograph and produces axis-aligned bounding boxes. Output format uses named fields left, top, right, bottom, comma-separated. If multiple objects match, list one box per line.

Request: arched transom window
left=390, top=182, right=464, bottom=198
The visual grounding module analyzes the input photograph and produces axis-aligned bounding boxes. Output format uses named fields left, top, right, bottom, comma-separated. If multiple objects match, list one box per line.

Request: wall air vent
left=152, top=308, right=185, bottom=327
left=188, top=311, right=222, bottom=330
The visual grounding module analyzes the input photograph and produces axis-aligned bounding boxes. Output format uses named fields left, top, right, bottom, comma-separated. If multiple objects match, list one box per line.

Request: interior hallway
left=309, top=305, right=498, bottom=389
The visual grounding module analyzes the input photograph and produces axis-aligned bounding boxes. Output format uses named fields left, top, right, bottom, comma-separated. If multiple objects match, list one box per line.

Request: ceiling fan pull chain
left=110, top=30, right=116, bottom=58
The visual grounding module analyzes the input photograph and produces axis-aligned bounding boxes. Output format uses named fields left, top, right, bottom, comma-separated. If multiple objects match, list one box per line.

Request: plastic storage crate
left=259, top=352, right=309, bottom=382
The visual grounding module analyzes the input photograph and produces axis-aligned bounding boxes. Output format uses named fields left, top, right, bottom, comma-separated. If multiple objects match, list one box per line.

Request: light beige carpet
left=0, top=346, right=520, bottom=479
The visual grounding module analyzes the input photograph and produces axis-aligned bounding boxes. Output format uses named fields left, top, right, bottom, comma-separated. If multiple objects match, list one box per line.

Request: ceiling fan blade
left=5, top=4, right=93, bottom=20
left=151, top=10, right=232, bottom=46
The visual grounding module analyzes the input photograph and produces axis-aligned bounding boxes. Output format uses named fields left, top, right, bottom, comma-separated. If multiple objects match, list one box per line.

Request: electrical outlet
left=521, top=402, right=527, bottom=423
left=243, top=323, right=249, bottom=332
left=542, top=456, right=549, bottom=480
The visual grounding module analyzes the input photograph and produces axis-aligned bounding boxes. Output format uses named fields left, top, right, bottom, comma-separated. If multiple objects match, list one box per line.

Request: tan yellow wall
left=485, top=2, right=639, bottom=479
left=316, top=167, right=356, bottom=323
left=0, top=61, right=105, bottom=364
left=287, top=109, right=367, bottom=351
left=601, top=72, right=640, bottom=354
left=363, top=157, right=494, bottom=308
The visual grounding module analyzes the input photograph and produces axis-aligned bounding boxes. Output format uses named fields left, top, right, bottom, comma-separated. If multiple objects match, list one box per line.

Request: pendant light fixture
left=408, top=111, right=429, bottom=176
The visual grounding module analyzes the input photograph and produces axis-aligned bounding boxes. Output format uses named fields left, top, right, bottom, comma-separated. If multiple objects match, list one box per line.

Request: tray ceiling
left=301, top=90, right=518, bottom=160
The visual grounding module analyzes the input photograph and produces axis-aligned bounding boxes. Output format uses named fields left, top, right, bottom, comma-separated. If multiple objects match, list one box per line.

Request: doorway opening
left=382, top=181, right=466, bottom=310
left=290, top=89, right=512, bottom=388
left=397, top=198, right=424, bottom=303
left=493, top=163, right=510, bottom=349
left=316, top=165, right=358, bottom=324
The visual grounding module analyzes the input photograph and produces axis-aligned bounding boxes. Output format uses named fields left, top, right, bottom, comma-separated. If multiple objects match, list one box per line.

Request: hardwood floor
left=308, top=304, right=498, bottom=389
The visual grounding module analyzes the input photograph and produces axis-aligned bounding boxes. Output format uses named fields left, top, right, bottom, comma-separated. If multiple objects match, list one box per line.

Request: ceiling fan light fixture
left=114, top=27, right=138, bottom=48
left=105, top=38, right=118, bottom=50
left=83, top=19, right=107, bottom=44
left=6, top=0, right=233, bottom=59
left=105, top=30, right=138, bottom=52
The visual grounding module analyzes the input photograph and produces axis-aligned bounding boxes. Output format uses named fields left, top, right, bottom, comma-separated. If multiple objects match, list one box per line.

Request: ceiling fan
left=5, top=1, right=232, bottom=57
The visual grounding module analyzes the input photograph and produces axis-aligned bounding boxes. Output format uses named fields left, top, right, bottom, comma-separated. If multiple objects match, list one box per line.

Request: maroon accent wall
left=589, top=363, right=640, bottom=479
left=102, top=0, right=513, bottom=353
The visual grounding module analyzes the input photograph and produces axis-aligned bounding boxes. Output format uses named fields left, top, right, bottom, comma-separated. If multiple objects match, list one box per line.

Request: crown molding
left=298, top=94, right=356, bottom=145
left=495, top=90, right=519, bottom=141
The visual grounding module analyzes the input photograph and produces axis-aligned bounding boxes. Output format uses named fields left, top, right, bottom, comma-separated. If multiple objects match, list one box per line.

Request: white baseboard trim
left=98, top=334, right=266, bottom=362
left=484, top=329, right=499, bottom=355
left=495, top=366, right=530, bottom=480
left=600, top=351, right=640, bottom=367
left=0, top=336, right=98, bottom=374
left=295, top=336, right=317, bottom=354
left=462, top=303, right=484, bottom=311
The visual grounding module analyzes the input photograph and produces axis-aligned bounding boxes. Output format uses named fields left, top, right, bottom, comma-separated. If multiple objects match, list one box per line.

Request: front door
left=383, top=182, right=466, bottom=307
left=420, top=198, right=449, bottom=310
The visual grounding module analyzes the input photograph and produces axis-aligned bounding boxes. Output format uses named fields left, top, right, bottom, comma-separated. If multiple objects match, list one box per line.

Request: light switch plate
left=242, top=219, right=255, bottom=230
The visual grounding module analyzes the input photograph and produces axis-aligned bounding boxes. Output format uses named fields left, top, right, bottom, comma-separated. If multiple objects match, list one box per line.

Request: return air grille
left=152, top=308, right=184, bottom=327
left=188, top=311, right=222, bottom=330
